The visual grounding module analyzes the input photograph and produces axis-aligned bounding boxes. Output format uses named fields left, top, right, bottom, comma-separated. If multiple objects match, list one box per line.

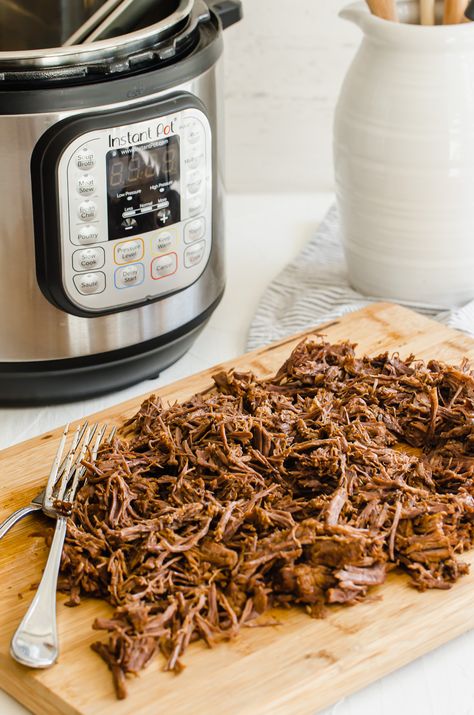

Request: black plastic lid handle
left=466, top=0, right=474, bottom=20
left=207, top=0, right=242, bottom=29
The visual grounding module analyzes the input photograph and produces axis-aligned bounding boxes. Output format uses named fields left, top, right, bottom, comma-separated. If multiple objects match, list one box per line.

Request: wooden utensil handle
left=444, top=0, right=468, bottom=23
left=366, top=0, right=399, bottom=21
left=420, top=0, right=436, bottom=24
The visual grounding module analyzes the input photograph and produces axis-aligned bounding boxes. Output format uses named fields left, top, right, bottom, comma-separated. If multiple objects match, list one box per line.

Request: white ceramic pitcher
left=334, top=1, right=474, bottom=307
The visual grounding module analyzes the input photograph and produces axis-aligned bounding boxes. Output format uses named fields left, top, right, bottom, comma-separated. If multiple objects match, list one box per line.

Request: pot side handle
left=206, top=0, right=243, bottom=29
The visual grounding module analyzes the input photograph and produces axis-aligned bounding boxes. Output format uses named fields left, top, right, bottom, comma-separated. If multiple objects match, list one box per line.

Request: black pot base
left=0, top=300, right=221, bottom=406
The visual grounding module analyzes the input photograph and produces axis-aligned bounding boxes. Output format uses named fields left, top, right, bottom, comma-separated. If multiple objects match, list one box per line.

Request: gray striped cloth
left=247, top=205, right=474, bottom=351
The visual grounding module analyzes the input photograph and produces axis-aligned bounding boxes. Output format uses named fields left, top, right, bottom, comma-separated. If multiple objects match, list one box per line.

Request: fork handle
left=10, top=516, right=67, bottom=668
left=0, top=503, right=43, bottom=540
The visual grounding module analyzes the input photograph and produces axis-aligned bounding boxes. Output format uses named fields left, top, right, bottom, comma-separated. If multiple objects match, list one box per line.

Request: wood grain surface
left=1, top=303, right=474, bottom=715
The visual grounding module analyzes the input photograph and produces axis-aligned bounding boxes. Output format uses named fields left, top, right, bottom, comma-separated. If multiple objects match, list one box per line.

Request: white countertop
left=1, top=193, right=472, bottom=715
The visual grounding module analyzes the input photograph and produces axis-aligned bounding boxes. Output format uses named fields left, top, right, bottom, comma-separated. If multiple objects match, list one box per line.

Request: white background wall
left=222, top=0, right=360, bottom=193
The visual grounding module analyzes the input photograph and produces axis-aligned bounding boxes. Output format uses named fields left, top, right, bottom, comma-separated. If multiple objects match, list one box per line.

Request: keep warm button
left=184, top=240, right=206, bottom=268
left=151, top=252, right=177, bottom=280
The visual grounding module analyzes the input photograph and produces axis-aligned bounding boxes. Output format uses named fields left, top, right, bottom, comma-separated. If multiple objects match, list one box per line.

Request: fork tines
left=43, top=422, right=112, bottom=516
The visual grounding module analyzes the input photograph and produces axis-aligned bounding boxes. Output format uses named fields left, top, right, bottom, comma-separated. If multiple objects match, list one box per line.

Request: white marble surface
left=223, top=0, right=359, bottom=193
left=2, top=193, right=474, bottom=715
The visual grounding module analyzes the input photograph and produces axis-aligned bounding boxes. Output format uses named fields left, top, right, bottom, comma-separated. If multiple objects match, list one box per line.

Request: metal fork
left=10, top=422, right=112, bottom=668
left=0, top=423, right=90, bottom=541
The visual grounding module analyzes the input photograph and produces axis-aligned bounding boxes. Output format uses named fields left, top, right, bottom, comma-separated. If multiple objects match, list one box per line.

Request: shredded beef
left=57, top=338, right=474, bottom=697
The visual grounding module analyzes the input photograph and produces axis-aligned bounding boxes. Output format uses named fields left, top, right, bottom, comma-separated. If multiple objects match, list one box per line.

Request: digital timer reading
left=106, top=135, right=181, bottom=241
left=107, top=140, right=179, bottom=191
left=108, top=156, right=155, bottom=188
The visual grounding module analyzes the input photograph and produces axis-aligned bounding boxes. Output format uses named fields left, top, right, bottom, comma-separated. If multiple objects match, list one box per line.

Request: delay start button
left=114, top=238, right=144, bottom=264
left=73, top=271, right=105, bottom=295
left=115, top=263, right=145, bottom=289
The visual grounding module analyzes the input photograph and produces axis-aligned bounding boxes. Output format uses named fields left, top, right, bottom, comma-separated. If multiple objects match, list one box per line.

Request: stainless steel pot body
left=0, top=59, right=225, bottom=363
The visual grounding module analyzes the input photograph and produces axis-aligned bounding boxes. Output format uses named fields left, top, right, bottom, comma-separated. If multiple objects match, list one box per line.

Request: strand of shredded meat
left=57, top=338, right=474, bottom=698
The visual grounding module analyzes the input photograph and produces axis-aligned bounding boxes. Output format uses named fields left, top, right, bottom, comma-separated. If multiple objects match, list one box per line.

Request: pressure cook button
left=73, top=271, right=105, bottom=295
left=184, top=240, right=206, bottom=268
left=152, top=231, right=174, bottom=253
left=115, top=263, right=145, bottom=289
left=77, top=174, right=96, bottom=196
left=76, top=149, right=95, bottom=171
left=73, top=247, right=105, bottom=272
left=184, top=218, right=205, bottom=244
left=78, top=200, right=97, bottom=222
left=151, top=253, right=177, bottom=280
left=76, top=225, right=100, bottom=245
left=114, top=239, right=144, bottom=264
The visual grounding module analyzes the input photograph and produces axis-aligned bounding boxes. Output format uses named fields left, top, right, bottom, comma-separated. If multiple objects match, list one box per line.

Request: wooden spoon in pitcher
left=420, top=0, right=436, bottom=23
left=365, top=0, right=399, bottom=21
left=443, top=0, right=468, bottom=22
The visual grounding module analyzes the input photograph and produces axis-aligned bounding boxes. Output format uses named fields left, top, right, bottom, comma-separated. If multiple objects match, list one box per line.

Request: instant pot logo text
left=108, top=120, right=177, bottom=148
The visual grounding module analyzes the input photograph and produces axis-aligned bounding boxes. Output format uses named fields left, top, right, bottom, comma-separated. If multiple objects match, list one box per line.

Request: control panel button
left=184, top=240, right=206, bottom=269
left=152, top=231, right=174, bottom=254
left=187, top=171, right=202, bottom=196
left=187, top=122, right=203, bottom=145
left=157, top=208, right=172, bottom=225
left=185, top=153, right=203, bottom=171
left=188, top=196, right=204, bottom=217
left=73, top=271, right=105, bottom=295
left=73, top=247, right=105, bottom=272
left=76, top=225, right=100, bottom=245
left=151, top=253, right=177, bottom=280
left=122, top=217, right=138, bottom=231
left=76, top=149, right=96, bottom=171
left=184, top=218, right=205, bottom=244
left=115, top=263, right=145, bottom=289
left=77, top=174, right=96, bottom=196
left=114, top=238, right=144, bottom=264
left=78, top=200, right=97, bottom=222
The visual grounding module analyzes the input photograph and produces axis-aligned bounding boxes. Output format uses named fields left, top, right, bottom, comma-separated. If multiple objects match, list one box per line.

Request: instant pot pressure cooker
left=0, top=0, right=241, bottom=405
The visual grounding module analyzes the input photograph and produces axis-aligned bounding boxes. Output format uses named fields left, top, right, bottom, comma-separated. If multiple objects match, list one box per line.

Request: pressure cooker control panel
left=32, top=97, right=212, bottom=317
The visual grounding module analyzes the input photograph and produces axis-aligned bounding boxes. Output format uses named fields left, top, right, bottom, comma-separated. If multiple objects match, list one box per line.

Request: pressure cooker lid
left=0, top=0, right=202, bottom=76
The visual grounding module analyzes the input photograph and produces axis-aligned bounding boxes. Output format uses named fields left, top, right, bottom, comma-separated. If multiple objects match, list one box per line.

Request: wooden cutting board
left=2, top=302, right=474, bottom=715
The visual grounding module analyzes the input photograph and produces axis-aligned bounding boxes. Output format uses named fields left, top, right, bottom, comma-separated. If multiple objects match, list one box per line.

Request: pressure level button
left=114, top=238, right=144, bottom=264
left=76, top=149, right=96, bottom=171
